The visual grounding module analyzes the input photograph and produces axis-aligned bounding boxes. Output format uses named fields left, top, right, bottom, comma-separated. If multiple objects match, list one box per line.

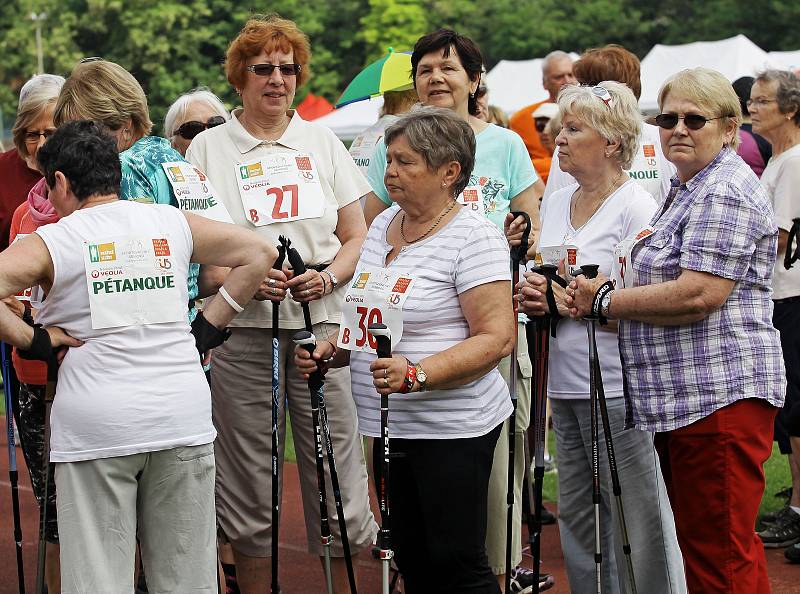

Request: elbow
left=684, top=294, right=723, bottom=323
left=497, top=332, right=515, bottom=360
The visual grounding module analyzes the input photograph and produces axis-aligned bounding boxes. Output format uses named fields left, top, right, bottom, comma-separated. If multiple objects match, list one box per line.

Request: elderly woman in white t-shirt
left=517, top=82, right=686, bottom=594
left=296, top=106, right=514, bottom=594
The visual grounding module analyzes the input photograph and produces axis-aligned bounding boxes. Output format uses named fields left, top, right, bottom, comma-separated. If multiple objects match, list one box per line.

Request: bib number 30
left=341, top=306, right=383, bottom=349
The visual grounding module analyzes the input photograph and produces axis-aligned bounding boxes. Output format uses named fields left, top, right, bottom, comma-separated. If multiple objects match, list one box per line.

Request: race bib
left=236, top=153, right=326, bottom=226
left=161, top=162, right=233, bottom=223
left=349, top=129, right=384, bottom=175
left=458, top=185, right=485, bottom=214
left=611, top=227, right=654, bottom=289
left=337, top=269, right=415, bottom=354
left=536, top=244, right=580, bottom=280
left=83, top=235, right=184, bottom=329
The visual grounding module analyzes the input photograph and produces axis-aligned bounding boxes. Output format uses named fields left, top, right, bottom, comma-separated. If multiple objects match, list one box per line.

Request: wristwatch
left=600, top=290, right=614, bottom=319
left=414, top=362, right=428, bottom=391
left=325, top=269, right=339, bottom=290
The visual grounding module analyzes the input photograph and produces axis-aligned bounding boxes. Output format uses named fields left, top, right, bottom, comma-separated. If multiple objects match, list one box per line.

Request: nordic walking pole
left=270, top=239, right=287, bottom=594
left=367, top=323, right=393, bottom=594
left=287, top=245, right=358, bottom=594
left=528, top=264, right=567, bottom=589
left=2, top=343, right=25, bottom=594
left=36, top=355, right=57, bottom=594
left=577, top=265, right=637, bottom=594
left=504, top=212, right=531, bottom=592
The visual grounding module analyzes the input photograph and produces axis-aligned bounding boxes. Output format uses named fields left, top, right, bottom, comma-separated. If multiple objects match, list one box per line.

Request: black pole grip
left=579, top=264, right=600, bottom=280
left=509, top=211, right=532, bottom=263
left=368, top=323, right=392, bottom=359
left=286, top=245, right=308, bottom=277
left=785, top=218, right=800, bottom=270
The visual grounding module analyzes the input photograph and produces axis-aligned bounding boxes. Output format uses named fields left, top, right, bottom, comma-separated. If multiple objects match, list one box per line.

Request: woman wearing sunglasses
left=518, top=82, right=684, bottom=594
left=186, top=15, right=375, bottom=594
left=164, top=87, right=230, bottom=156
left=568, top=68, right=784, bottom=594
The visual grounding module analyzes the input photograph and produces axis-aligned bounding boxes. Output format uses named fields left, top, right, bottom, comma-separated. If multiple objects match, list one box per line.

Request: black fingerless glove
left=18, top=325, right=53, bottom=361
left=190, top=311, right=231, bottom=355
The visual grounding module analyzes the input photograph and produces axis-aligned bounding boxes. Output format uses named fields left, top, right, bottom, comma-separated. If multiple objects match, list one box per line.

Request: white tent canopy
left=483, top=53, right=580, bottom=116
left=313, top=96, right=383, bottom=141
left=768, top=50, right=800, bottom=71
left=639, top=35, right=784, bottom=111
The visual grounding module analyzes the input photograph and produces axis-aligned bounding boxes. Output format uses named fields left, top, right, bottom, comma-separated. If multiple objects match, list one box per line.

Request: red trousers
left=654, top=398, right=777, bottom=594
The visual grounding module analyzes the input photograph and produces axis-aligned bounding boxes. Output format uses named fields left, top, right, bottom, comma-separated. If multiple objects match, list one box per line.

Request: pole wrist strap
left=591, top=281, right=615, bottom=326
left=18, top=325, right=53, bottom=361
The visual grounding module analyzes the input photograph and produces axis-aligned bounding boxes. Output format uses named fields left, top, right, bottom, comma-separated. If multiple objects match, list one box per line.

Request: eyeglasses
left=173, top=116, right=226, bottom=140
left=592, top=85, right=613, bottom=109
left=654, top=113, right=730, bottom=130
left=746, top=98, right=777, bottom=109
left=24, top=129, right=55, bottom=144
left=246, top=63, right=302, bottom=77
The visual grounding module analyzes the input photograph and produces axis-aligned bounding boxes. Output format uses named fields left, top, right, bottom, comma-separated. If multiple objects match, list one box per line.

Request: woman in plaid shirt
left=568, top=68, right=785, bottom=594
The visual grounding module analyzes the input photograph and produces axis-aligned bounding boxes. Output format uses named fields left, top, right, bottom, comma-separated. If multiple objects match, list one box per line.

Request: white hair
left=163, top=87, right=230, bottom=137
left=542, top=50, right=572, bottom=74
left=19, top=74, right=65, bottom=108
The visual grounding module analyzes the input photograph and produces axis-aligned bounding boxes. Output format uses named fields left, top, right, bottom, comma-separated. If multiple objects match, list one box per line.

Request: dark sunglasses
left=173, top=116, right=226, bottom=140
left=534, top=118, right=549, bottom=133
left=654, top=113, right=729, bottom=130
left=246, top=63, right=302, bottom=77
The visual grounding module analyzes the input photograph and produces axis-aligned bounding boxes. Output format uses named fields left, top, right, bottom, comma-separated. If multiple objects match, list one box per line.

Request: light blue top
left=366, top=123, right=538, bottom=230
left=119, top=136, right=200, bottom=312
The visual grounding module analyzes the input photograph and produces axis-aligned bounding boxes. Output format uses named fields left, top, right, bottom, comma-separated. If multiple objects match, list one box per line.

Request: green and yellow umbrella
left=335, top=48, right=414, bottom=108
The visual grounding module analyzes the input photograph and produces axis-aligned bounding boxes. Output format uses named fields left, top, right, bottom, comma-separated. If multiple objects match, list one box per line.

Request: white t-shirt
left=349, top=205, right=513, bottom=439
left=35, top=201, right=214, bottom=462
left=186, top=109, right=372, bottom=329
left=761, top=144, right=800, bottom=300
left=536, top=180, right=657, bottom=399
left=544, top=122, right=675, bottom=205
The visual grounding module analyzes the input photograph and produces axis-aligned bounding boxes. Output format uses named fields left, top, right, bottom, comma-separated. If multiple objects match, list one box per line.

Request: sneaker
left=757, top=507, right=800, bottom=547
left=759, top=503, right=790, bottom=530
left=785, top=542, right=800, bottom=563
left=775, top=486, right=793, bottom=501
left=507, top=566, right=555, bottom=593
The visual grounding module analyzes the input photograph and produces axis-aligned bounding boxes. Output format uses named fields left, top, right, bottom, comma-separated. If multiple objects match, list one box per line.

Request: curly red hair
left=226, top=14, right=312, bottom=91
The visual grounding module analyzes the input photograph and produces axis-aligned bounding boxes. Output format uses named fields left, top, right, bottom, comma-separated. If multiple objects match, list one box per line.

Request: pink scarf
left=27, top=178, right=58, bottom=225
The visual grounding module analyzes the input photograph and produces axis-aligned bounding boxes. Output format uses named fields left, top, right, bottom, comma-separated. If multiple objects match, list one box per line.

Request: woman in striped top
left=296, top=106, right=515, bottom=593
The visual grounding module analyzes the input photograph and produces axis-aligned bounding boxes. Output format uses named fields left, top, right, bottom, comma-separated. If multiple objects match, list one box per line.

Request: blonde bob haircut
left=12, top=74, right=65, bottom=157
left=557, top=80, right=642, bottom=169
left=226, top=14, right=312, bottom=92
left=657, top=67, right=741, bottom=150
left=54, top=60, right=152, bottom=137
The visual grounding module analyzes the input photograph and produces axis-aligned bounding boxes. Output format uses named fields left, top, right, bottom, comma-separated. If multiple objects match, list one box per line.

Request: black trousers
left=773, top=299, right=800, bottom=452
left=374, top=422, right=502, bottom=594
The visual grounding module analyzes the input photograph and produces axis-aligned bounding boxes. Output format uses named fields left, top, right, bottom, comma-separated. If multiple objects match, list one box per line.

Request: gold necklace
left=570, top=170, right=625, bottom=222
left=400, top=200, right=457, bottom=244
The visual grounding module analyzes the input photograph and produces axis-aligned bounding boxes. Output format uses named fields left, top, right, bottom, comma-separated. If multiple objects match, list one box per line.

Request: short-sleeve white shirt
left=186, top=109, right=371, bottom=328
left=349, top=206, right=513, bottom=439
left=544, top=123, right=675, bottom=205
left=537, top=180, right=658, bottom=399
left=761, top=144, right=800, bottom=300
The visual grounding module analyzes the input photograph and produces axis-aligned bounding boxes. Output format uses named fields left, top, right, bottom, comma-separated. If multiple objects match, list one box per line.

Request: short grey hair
left=12, top=74, right=65, bottom=157
left=384, top=106, right=476, bottom=198
left=163, top=87, right=230, bottom=137
left=542, top=50, right=572, bottom=74
left=557, top=81, right=642, bottom=169
left=755, top=69, right=800, bottom=127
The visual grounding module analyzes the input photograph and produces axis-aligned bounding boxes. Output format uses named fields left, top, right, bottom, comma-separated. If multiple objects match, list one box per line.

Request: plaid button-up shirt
left=620, top=148, right=785, bottom=432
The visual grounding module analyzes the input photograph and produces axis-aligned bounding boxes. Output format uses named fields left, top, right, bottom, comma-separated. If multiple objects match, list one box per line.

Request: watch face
left=416, top=368, right=427, bottom=382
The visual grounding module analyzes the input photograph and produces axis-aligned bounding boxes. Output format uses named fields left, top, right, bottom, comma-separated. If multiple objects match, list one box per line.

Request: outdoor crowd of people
left=0, top=12, right=799, bottom=594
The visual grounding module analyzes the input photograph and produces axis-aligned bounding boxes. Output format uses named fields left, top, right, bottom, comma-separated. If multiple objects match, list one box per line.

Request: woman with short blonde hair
left=518, top=81, right=685, bottom=593
left=164, top=88, right=230, bottom=157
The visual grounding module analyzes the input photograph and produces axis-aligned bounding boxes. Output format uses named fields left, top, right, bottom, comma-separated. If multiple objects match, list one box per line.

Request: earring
left=469, top=92, right=475, bottom=100
left=441, top=182, right=447, bottom=188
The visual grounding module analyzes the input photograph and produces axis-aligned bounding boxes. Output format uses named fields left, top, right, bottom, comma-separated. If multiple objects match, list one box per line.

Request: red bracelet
left=400, top=361, right=417, bottom=394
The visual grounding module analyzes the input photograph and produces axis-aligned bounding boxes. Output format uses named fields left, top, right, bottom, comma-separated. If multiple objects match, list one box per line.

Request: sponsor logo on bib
left=88, top=242, right=117, bottom=263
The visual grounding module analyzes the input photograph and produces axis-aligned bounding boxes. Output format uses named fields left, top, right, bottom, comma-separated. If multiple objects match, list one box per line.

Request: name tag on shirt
left=83, top=235, right=184, bottom=329
left=536, top=244, right=580, bottom=280
left=236, top=152, right=326, bottom=227
left=458, top=185, right=485, bottom=214
left=337, top=268, right=415, bottom=354
left=161, top=162, right=233, bottom=223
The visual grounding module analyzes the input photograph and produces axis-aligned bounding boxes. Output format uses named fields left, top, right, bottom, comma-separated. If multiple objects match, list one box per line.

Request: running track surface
left=0, top=420, right=797, bottom=593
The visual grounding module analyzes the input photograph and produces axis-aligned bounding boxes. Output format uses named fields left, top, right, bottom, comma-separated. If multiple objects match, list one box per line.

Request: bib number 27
left=342, top=306, right=383, bottom=349
left=248, top=183, right=299, bottom=223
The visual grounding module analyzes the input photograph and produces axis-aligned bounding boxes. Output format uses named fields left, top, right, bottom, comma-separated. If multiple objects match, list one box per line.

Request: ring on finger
left=304, top=289, right=310, bottom=296
left=384, top=377, right=390, bottom=387
left=384, top=368, right=388, bottom=378
left=270, top=287, right=277, bottom=295
left=268, top=279, right=276, bottom=287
